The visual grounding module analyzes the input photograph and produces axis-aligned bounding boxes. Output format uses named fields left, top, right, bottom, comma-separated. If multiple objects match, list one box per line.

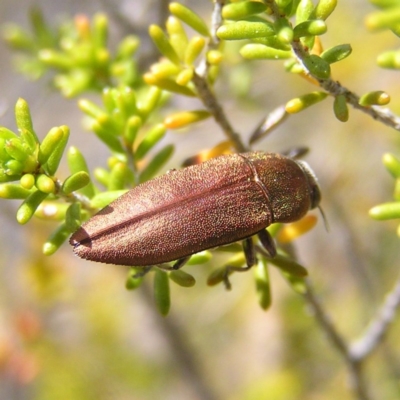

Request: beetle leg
left=257, top=229, right=277, bottom=257
left=155, top=256, right=191, bottom=272
left=171, top=256, right=191, bottom=270
left=132, top=265, right=153, bottom=279
left=133, top=256, right=191, bottom=278
left=223, top=237, right=256, bottom=290
left=243, top=237, right=256, bottom=267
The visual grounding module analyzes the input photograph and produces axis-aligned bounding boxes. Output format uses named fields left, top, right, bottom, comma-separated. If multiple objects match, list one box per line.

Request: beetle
left=70, top=152, right=321, bottom=284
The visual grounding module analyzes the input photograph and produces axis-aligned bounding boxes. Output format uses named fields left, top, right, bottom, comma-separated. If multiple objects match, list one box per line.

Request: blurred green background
left=1, top=1, right=400, bottom=399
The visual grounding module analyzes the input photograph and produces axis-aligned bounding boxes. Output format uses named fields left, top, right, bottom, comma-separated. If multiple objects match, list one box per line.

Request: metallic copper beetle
left=70, top=152, right=321, bottom=272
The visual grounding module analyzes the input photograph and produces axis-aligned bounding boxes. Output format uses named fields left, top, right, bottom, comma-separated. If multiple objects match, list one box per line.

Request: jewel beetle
left=70, top=152, right=321, bottom=279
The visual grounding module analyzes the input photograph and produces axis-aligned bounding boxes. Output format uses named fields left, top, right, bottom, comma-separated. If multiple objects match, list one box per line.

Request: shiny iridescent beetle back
left=70, top=152, right=320, bottom=270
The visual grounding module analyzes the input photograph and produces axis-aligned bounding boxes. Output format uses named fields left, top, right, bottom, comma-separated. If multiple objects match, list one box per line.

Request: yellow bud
left=148, top=24, right=180, bottom=65
left=38, top=127, right=64, bottom=166
left=16, top=190, right=49, bottom=224
left=296, top=0, right=314, bottom=24
left=61, top=171, right=90, bottom=195
left=366, top=7, right=400, bottom=31
left=295, top=19, right=327, bottom=38
left=206, top=50, right=223, bottom=65
left=169, top=2, right=210, bottom=37
left=224, top=253, right=246, bottom=268
left=275, top=17, right=293, bottom=44
left=35, top=174, right=56, bottom=194
left=135, top=124, right=166, bottom=161
left=138, top=86, right=162, bottom=118
left=166, top=16, right=188, bottom=60
left=186, top=250, right=213, bottom=265
left=43, top=223, right=70, bottom=255
left=108, top=162, right=131, bottom=191
left=74, top=14, right=91, bottom=38
left=164, top=110, right=210, bottom=129
left=182, top=141, right=232, bottom=166
left=285, top=91, right=328, bottom=113
left=222, top=1, right=267, bottom=20
left=15, top=98, right=38, bottom=143
left=277, top=215, right=318, bottom=243
left=150, top=60, right=181, bottom=79
left=382, top=153, right=400, bottom=178
left=313, top=0, right=337, bottom=20
left=175, top=68, right=194, bottom=86
left=20, top=174, right=35, bottom=190
left=377, top=50, right=400, bottom=69
left=369, top=202, right=400, bottom=220
left=143, top=74, right=196, bottom=97
left=359, top=91, right=390, bottom=106
left=184, top=36, right=206, bottom=65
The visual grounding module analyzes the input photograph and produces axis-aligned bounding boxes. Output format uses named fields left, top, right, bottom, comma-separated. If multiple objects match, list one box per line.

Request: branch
left=196, top=0, right=225, bottom=77
left=303, top=280, right=371, bottom=400
left=139, top=282, right=220, bottom=400
left=210, top=0, right=226, bottom=42
left=291, top=42, right=400, bottom=131
left=191, top=72, right=247, bottom=153
left=265, top=1, right=400, bottom=131
left=193, top=0, right=248, bottom=153
left=54, top=179, right=96, bottom=212
left=350, top=273, right=400, bottom=361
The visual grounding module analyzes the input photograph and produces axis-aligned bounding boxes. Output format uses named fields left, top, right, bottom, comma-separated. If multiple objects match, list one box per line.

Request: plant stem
left=140, top=282, right=220, bottom=400
left=193, top=0, right=247, bottom=153
left=303, top=280, right=371, bottom=400
left=265, top=1, right=400, bottom=132
left=291, top=41, right=400, bottom=131
left=54, top=179, right=95, bottom=212
left=350, top=273, right=400, bottom=361
left=211, top=0, right=226, bottom=41
left=191, top=72, right=247, bottom=153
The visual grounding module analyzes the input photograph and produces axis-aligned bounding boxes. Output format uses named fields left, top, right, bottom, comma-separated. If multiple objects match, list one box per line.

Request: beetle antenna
left=318, top=205, right=329, bottom=231
left=282, top=147, right=309, bottom=159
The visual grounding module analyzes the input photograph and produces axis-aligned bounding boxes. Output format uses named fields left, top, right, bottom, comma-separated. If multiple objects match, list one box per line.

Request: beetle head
left=295, top=160, right=321, bottom=210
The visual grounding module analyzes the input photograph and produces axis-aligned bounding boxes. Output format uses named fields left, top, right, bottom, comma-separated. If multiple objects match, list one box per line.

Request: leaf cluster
left=1, top=1, right=400, bottom=316
left=2, top=8, right=140, bottom=96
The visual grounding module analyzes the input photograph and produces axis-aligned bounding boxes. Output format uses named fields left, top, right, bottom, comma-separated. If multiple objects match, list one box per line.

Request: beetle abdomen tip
left=69, top=228, right=92, bottom=254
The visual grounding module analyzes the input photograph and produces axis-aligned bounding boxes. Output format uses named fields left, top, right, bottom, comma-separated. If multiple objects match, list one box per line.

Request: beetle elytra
left=70, top=152, right=321, bottom=285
